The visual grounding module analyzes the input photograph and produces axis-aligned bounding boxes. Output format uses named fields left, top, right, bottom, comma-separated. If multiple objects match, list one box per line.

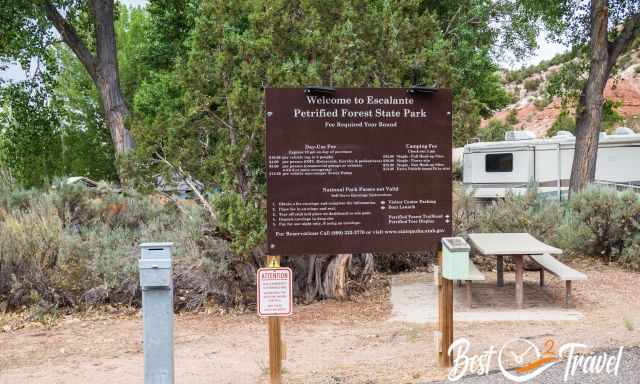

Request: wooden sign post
left=437, top=250, right=454, bottom=367
left=268, top=314, right=283, bottom=384
left=259, top=255, right=290, bottom=384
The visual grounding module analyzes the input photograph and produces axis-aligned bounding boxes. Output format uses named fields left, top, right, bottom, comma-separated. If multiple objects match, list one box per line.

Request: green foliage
left=453, top=185, right=640, bottom=271
left=212, top=192, right=266, bottom=257
left=544, top=51, right=589, bottom=106
left=504, top=50, right=579, bottom=84
left=53, top=47, right=118, bottom=181
left=0, top=2, right=133, bottom=186
left=124, top=0, right=531, bottom=249
left=0, top=183, right=245, bottom=311
left=475, top=187, right=564, bottom=242
left=0, top=0, right=60, bottom=74
left=452, top=184, right=480, bottom=236
left=479, top=119, right=511, bottom=142
left=546, top=109, right=576, bottom=137
left=0, top=81, right=64, bottom=188
left=601, top=99, right=625, bottom=132
left=506, top=109, right=519, bottom=125
left=620, top=235, right=640, bottom=271
left=523, top=77, right=542, bottom=92
left=533, top=95, right=552, bottom=110
left=140, top=0, right=198, bottom=71
left=115, top=6, right=153, bottom=104
left=2, top=0, right=541, bottom=259
left=567, top=186, right=640, bottom=262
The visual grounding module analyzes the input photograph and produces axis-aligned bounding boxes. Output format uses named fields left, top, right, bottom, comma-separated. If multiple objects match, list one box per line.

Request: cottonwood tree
left=1, top=0, right=134, bottom=155
left=523, top=0, right=640, bottom=193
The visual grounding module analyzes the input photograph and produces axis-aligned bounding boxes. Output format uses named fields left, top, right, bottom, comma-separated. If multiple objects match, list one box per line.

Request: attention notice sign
left=257, top=267, right=293, bottom=317
left=266, top=88, right=452, bottom=255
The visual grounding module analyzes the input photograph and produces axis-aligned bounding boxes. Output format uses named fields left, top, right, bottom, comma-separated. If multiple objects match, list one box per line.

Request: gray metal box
left=139, top=258, right=172, bottom=287
left=139, top=243, right=173, bottom=288
left=140, top=242, right=173, bottom=260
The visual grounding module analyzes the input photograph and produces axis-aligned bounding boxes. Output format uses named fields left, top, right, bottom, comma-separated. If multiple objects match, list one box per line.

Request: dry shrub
left=456, top=185, right=640, bottom=271
left=566, top=186, right=640, bottom=263
left=475, top=187, right=563, bottom=242
left=0, top=182, right=240, bottom=313
left=452, top=183, right=481, bottom=236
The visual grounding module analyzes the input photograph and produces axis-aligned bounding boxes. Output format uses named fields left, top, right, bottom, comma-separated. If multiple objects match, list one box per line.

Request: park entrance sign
left=266, top=88, right=452, bottom=255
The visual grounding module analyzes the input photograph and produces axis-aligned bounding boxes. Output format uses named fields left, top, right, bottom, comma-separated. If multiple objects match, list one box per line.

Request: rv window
left=485, top=153, right=513, bottom=172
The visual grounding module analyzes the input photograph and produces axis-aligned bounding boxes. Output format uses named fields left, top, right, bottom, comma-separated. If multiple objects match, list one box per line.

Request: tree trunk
left=322, top=254, right=352, bottom=299
left=569, top=0, right=610, bottom=195
left=90, top=0, right=134, bottom=154
left=289, top=253, right=375, bottom=303
left=44, top=0, right=134, bottom=156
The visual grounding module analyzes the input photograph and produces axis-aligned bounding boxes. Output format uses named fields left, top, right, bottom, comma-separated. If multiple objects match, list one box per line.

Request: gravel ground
left=428, top=346, right=640, bottom=384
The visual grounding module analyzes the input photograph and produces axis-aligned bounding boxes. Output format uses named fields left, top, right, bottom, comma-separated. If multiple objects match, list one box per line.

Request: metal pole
left=140, top=243, right=175, bottom=384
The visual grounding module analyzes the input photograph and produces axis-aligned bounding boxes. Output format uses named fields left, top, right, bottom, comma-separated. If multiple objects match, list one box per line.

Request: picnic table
left=467, top=233, right=562, bottom=309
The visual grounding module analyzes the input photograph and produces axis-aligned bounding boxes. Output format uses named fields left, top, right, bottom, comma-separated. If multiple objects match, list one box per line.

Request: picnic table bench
left=466, top=233, right=587, bottom=309
left=530, top=254, right=587, bottom=307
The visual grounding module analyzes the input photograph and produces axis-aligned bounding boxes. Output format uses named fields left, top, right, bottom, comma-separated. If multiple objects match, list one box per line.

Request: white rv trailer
left=462, top=128, right=640, bottom=199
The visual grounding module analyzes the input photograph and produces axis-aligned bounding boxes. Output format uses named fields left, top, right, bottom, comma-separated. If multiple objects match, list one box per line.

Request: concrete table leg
left=496, top=255, right=504, bottom=287
left=514, top=255, right=524, bottom=309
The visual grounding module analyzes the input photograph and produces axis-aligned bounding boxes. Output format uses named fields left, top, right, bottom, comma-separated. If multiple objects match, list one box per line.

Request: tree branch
left=443, top=6, right=463, bottom=37
left=207, top=110, right=237, bottom=145
left=156, top=152, right=218, bottom=223
left=608, top=13, right=640, bottom=71
left=43, top=1, right=98, bottom=83
left=239, top=129, right=257, bottom=166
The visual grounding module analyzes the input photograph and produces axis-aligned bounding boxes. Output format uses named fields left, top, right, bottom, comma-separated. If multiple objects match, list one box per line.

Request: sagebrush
left=455, top=185, right=640, bottom=270
left=0, top=181, right=254, bottom=314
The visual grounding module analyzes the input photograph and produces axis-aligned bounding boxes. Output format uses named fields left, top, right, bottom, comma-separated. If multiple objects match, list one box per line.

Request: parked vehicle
left=462, top=128, right=640, bottom=199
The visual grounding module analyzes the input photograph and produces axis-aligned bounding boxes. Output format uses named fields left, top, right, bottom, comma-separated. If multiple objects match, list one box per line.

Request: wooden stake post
left=266, top=255, right=284, bottom=384
left=438, top=249, right=454, bottom=367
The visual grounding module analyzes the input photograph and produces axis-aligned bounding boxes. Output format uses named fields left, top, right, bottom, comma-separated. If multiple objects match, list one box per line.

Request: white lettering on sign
left=257, top=267, right=293, bottom=317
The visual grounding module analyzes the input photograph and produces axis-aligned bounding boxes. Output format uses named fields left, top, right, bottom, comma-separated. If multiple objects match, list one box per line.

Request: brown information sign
left=266, top=88, right=452, bottom=255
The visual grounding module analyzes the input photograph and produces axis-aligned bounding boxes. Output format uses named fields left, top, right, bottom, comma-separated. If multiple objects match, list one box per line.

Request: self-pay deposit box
left=139, top=244, right=172, bottom=288
left=139, top=242, right=174, bottom=384
left=441, top=237, right=471, bottom=280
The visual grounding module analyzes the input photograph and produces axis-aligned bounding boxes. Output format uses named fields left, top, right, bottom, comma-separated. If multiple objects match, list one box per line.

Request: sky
left=1, top=0, right=568, bottom=82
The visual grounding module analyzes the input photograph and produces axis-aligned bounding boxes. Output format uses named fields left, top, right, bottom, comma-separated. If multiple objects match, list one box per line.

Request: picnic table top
left=467, top=232, right=563, bottom=255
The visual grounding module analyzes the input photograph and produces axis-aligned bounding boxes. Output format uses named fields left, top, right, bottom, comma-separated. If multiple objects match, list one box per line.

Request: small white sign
left=257, top=267, right=293, bottom=317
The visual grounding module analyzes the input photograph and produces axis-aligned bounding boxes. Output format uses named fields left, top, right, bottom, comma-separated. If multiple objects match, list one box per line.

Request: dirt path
left=1, top=262, right=640, bottom=384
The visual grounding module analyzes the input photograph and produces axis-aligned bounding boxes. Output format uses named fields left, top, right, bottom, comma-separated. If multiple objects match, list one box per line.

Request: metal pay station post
left=139, top=242, right=175, bottom=384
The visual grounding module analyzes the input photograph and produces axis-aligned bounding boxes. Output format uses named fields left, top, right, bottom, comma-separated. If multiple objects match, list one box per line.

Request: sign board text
left=266, top=88, right=452, bottom=254
left=257, top=267, right=293, bottom=317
